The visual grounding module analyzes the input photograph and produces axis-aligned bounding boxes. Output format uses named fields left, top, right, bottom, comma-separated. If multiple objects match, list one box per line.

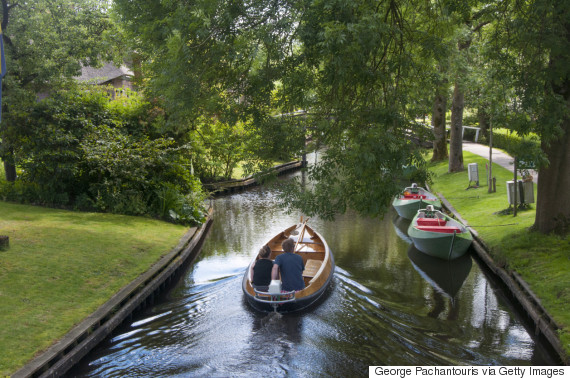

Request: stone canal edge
left=434, top=189, right=568, bottom=365
left=13, top=207, right=214, bottom=378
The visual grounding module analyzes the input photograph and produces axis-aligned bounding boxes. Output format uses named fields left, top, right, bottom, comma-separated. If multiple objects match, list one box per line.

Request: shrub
left=481, top=128, right=545, bottom=172
left=6, top=86, right=207, bottom=225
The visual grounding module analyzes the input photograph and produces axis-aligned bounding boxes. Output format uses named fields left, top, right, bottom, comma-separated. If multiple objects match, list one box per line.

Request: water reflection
left=67, top=173, right=557, bottom=377
left=407, top=244, right=472, bottom=300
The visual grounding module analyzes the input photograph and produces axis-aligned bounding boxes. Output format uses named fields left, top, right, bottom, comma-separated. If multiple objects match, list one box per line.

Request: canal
left=67, top=169, right=557, bottom=377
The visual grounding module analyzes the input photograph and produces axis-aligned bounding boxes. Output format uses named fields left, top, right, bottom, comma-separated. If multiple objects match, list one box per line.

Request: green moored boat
left=392, top=183, right=441, bottom=220
left=407, top=206, right=473, bottom=260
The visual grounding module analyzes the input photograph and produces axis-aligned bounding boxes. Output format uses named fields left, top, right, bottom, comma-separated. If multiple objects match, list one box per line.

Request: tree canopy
left=1, top=0, right=567, bottom=234
left=0, top=0, right=124, bottom=179
left=113, top=0, right=569, bottom=233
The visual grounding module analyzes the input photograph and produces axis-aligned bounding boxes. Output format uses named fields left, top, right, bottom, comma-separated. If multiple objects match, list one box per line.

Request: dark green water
left=67, top=170, right=557, bottom=377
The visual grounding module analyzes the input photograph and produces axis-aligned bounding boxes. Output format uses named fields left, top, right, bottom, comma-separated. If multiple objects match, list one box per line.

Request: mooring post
left=0, top=235, right=9, bottom=251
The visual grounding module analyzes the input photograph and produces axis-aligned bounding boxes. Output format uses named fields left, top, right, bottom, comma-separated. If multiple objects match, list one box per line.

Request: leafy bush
left=191, top=117, right=247, bottom=182
left=3, top=86, right=206, bottom=225
left=479, top=128, right=546, bottom=172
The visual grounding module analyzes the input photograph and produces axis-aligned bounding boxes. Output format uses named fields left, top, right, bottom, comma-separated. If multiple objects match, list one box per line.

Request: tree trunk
left=533, top=107, right=570, bottom=234
left=3, top=159, right=16, bottom=182
left=477, top=106, right=490, bottom=134
left=448, top=81, right=464, bottom=172
left=533, top=16, right=570, bottom=235
left=431, top=84, right=448, bottom=162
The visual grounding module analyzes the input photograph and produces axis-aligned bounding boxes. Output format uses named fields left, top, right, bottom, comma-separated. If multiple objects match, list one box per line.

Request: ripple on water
left=67, top=177, right=556, bottom=376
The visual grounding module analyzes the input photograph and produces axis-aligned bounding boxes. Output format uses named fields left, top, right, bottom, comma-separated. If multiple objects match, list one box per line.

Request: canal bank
left=8, top=160, right=305, bottom=376
left=426, top=147, right=568, bottom=365
left=12, top=208, right=213, bottom=378
left=204, top=160, right=305, bottom=195
left=435, top=192, right=567, bottom=365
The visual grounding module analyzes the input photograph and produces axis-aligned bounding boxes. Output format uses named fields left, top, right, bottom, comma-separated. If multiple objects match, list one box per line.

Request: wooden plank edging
left=431, top=188, right=568, bottom=365
left=205, top=160, right=304, bottom=195
left=13, top=208, right=214, bottom=378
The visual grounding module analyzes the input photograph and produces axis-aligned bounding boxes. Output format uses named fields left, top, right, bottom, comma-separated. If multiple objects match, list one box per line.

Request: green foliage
left=482, top=0, right=570, bottom=146
left=272, top=0, right=445, bottom=218
left=113, top=0, right=306, bottom=184
left=191, top=117, right=247, bottom=181
left=281, top=120, right=431, bottom=220
left=0, top=0, right=125, bottom=163
left=112, top=0, right=569, bottom=231
left=2, top=0, right=118, bottom=86
left=14, top=87, right=114, bottom=202
left=2, top=86, right=206, bottom=225
left=477, top=128, right=547, bottom=173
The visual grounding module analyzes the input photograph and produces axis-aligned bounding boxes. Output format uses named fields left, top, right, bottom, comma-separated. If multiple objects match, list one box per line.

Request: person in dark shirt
left=272, top=238, right=305, bottom=291
left=252, top=244, right=273, bottom=291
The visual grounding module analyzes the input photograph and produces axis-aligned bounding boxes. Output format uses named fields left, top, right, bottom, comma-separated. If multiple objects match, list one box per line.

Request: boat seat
left=416, top=225, right=462, bottom=233
left=302, top=259, right=322, bottom=278
left=403, top=194, right=427, bottom=199
left=416, top=218, right=447, bottom=226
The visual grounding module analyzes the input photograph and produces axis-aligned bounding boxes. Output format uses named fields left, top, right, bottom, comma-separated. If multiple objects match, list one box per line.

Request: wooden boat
left=407, top=206, right=473, bottom=260
left=392, top=183, right=442, bottom=220
left=242, top=219, right=335, bottom=313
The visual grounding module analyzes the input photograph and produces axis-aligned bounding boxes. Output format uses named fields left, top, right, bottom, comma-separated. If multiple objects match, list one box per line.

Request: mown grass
left=428, top=151, right=570, bottom=357
left=231, top=160, right=290, bottom=179
left=0, top=201, right=188, bottom=375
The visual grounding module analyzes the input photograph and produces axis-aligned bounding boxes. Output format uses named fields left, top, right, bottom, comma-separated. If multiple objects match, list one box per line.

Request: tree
left=113, top=0, right=305, bottom=172
left=0, top=0, right=120, bottom=181
left=431, top=70, right=449, bottom=162
left=113, top=0, right=447, bottom=219
left=276, top=0, right=441, bottom=218
left=488, top=0, right=570, bottom=234
left=445, top=1, right=491, bottom=172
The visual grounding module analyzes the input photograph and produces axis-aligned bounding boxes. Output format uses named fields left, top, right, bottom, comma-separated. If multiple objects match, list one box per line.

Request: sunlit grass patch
left=0, top=201, right=188, bottom=375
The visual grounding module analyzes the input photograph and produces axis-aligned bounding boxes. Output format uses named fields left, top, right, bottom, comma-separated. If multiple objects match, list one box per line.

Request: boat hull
left=392, top=197, right=441, bottom=220
left=408, top=209, right=473, bottom=260
left=242, top=254, right=334, bottom=313
left=408, top=226, right=472, bottom=260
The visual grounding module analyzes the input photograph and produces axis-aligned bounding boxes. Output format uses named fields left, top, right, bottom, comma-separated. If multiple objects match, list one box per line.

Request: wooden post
left=488, top=120, right=494, bottom=193
left=513, top=157, right=518, bottom=217
left=302, top=119, right=307, bottom=167
left=0, top=235, right=9, bottom=251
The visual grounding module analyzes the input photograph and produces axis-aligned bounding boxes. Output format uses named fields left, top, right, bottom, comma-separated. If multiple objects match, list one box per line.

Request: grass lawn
left=231, top=160, right=290, bottom=180
left=428, top=151, right=570, bottom=357
left=0, top=202, right=188, bottom=375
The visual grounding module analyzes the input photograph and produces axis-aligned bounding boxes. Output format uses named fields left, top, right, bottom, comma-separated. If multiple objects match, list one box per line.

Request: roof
left=76, top=62, right=134, bottom=85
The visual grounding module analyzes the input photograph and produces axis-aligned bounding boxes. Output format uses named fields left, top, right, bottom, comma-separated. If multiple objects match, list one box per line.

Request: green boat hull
left=408, top=226, right=473, bottom=260
left=392, top=197, right=441, bottom=220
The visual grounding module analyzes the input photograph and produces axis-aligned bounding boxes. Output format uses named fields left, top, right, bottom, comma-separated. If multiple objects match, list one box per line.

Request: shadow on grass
left=494, top=204, right=534, bottom=216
